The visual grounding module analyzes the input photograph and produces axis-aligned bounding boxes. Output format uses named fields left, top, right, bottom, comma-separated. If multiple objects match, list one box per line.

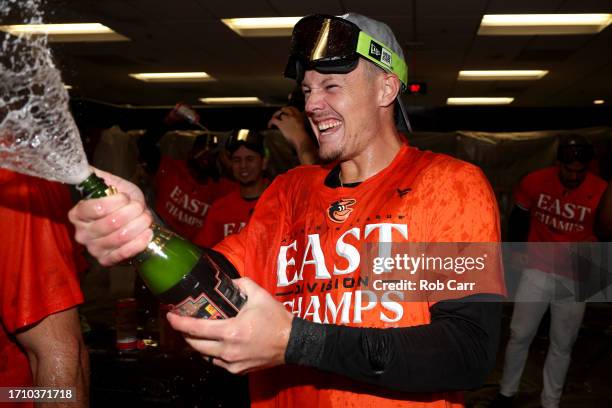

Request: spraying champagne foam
left=0, top=0, right=91, bottom=184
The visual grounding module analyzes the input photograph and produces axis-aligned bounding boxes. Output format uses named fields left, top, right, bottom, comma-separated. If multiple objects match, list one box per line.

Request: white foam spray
left=0, top=0, right=91, bottom=184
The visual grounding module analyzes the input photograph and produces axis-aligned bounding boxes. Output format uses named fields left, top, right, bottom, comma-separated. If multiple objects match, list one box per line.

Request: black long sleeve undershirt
left=285, top=294, right=502, bottom=393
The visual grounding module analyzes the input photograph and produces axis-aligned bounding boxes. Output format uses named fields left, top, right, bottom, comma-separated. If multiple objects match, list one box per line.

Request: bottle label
left=156, top=247, right=247, bottom=319
left=172, top=293, right=223, bottom=320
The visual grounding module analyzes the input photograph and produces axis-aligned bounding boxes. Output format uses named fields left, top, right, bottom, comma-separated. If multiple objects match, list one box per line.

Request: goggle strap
left=356, top=31, right=408, bottom=89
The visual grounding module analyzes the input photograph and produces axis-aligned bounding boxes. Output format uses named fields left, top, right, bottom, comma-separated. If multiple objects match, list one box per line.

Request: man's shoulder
left=210, top=189, right=241, bottom=207
left=582, top=172, right=609, bottom=204
left=526, top=166, right=556, bottom=180
left=403, top=147, right=484, bottom=181
left=585, top=171, right=608, bottom=190
left=275, top=164, right=329, bottom=185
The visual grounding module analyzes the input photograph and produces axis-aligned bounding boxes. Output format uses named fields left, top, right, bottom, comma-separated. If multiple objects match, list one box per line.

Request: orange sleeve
left=416, top=159, right=500, bottom=243
left=410, top=159, right=505, bottom=301
left=214, top=175, right=291, bottom=281
left=0, top=173, right=85, bottom=333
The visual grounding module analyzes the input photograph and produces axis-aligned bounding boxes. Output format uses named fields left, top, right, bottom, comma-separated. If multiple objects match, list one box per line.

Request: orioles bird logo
left=327, top=198, right=357, bottom=223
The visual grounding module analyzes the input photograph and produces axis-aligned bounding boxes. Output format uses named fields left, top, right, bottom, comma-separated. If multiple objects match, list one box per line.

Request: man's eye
left=326, top=84, right=338, bottom=90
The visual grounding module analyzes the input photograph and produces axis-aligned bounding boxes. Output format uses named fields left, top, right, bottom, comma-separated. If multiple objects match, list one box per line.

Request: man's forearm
left=17, top=309, right=90, bottom=407
left=286, top=294, right=502, bottom=392
left=30, top=338, right=89, bottom=407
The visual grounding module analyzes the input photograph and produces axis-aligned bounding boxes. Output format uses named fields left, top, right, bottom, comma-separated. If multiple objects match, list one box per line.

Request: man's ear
left=378, top=73, right=401, bottom=108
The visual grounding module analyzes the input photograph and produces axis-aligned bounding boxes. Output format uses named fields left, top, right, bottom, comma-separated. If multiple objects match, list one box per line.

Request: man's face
left=302, top=60, right=380, bottom=162
left=558, top=161, right=588, bottom=190
left=231, top=145, right=265, bottom=186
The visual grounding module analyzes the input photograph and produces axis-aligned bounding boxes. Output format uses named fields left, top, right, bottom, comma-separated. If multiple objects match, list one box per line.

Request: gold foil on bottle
left=105, top=185, right=119, bottom=195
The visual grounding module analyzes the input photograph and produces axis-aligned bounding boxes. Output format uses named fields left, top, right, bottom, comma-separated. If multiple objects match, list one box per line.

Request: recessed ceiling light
left=129, top=72, right=214, bottom=83
left=221, top=17, right=302, bottom=37
left=64, top=85, right=73, bottom=90
left=447, top=97, right=514, bottom=105
left=478, top=14, right=612, bottom=35
left=0, top=23, right=129, bottom=42
left=593, top=99, right=605, bottom=105
left=458, top=70, right=549, bottom=80
left=199, top=97, right=263, bottom=105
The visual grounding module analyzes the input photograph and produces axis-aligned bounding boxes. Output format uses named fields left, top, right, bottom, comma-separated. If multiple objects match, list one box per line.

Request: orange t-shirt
left=0, top=170, right=86, bottom=398
left=215, top=145, right=503, bottom=408
left=515, top=166, right=607, bottom=242
left=193, top=189, right=259, bottom=247
left=514, top=166, right=607, bottom=275
left=154, top=156, right=237, bottom=240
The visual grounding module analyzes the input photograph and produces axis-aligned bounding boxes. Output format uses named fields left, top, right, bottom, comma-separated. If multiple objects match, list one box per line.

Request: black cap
left=557, top=134, right=594, bottom=164
left=227, top=129, right=265, bottom=156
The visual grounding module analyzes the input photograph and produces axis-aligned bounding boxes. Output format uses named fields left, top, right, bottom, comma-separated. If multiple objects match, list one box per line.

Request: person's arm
left=16, top=308, right=89, bottom=407
left=595, top=182, right=612, bottom=241
left=286, top=294, right=501, bottom=392
left=268, top=106, right=318, bottom=165
left=166, top=278, right=501, bottom=392
left=508, top=205, right=530, bottom=242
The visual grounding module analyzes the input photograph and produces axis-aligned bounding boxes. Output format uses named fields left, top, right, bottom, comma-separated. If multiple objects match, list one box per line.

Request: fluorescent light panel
left=129, top=72, right=214, bottom=83
left=593, top=99, right=605, bottom=105
left=221, top=17, right=302, bottom=37
left=447, top=97, right=514, bottom=105
left=459, top=70, right=548, bottom=80
left=199, top=97, right=263, bottom=105
left=478, top=14, right=612, bottom=35
left=0, top=23, right=129, bottom=42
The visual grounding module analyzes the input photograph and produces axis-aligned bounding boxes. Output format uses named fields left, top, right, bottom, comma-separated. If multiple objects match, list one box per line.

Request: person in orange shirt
left=69, top=13, right=504, bottom=408
left=0, top=169, right=89, bottom=407
left=194, top=129, right=269, bottom=247
left=153, top=135, right=237, bottom=240
left=491, top=136, right=608, bottom=408
left=136, top=106, right=238, bottom=240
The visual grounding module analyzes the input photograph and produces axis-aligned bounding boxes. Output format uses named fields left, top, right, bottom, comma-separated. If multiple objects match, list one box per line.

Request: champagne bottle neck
left=76, top=172, right=202, bottom=295
left=77, top=172, right=118, bottom=198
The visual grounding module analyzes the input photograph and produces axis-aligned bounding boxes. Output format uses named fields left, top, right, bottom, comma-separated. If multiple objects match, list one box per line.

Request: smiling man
left=69, top=13, right=504, bottom=408
left=193, top=129, right=269, bottom=247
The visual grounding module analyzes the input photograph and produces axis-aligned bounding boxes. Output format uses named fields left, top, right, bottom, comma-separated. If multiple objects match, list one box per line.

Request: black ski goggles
left=284, top=14, right=408, bottom=90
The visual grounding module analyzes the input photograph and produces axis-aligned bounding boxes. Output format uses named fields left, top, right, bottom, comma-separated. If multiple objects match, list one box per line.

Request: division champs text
left=277, top=276, right=406, bottom=324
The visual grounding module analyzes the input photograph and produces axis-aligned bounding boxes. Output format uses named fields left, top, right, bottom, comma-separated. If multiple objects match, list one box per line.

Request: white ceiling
left=10, top=0, right=612, bottom=107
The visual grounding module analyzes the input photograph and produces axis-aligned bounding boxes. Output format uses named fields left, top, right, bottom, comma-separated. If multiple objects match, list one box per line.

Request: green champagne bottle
left=77, top=172, right=246, bottom=319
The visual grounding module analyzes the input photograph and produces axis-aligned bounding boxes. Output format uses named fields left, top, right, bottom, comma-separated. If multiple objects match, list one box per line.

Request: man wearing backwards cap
left=69, top=13, right=504, bottom=407
left=193, top=129, right=269, bottom=247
